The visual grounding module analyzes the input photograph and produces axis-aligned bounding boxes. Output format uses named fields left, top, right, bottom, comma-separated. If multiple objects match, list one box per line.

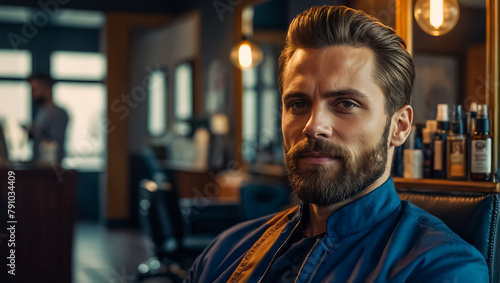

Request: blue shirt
left=185, top=177, right=489, bottom=282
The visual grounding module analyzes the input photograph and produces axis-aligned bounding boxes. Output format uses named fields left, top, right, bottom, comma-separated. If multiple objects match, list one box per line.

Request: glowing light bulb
left=430, top=0, right=443, bottom=28
left=230, top=40, right=263, bottom=69
left=238, top=43, right=252, bottom=68
left=414, top=0, right=459, bottom=36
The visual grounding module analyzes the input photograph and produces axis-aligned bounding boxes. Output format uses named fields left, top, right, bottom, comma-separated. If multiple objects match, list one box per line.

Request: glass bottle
left=433, top=104, right=449, bottom=179
left=470, top=104, right=493, bottom=181
left=447, top=105, right=467, bottom=180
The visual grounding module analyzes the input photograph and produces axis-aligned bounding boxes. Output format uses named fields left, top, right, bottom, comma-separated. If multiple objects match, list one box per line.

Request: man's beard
left=284, top=120, right=391, bottom=207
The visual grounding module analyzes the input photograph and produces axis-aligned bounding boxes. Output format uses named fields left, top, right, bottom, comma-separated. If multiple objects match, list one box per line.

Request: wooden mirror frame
left=395, top=0, right=499, bottom=179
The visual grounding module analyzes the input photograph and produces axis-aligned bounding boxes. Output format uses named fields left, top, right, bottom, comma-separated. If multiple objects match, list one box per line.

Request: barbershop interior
left=0, top=0, right=498, bottom=282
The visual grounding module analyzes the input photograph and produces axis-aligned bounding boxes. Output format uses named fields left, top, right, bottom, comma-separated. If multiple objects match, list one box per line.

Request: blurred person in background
left=26, top=72, right=68, bottom=164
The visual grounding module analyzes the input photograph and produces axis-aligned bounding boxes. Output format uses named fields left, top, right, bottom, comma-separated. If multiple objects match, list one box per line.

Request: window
left=174, top=62, right=194, bottom=135
left=53, top=83, right=106, bottom=166
left=0, top=49, right=32, bottom=161
left=51, top=51, right=106, bottom=80
left=0, top=82, right=31, bottom=127
left=0, top=49, right=32, bottom=78
left=243, top=89, right=258, bottom=161
left=242, top=68, right=258, bottom=162
left=50, top=51, right=107, bottom=169
left=148, top=69, right=167, bottom=137
left=241, top=44, right=283, bottom=164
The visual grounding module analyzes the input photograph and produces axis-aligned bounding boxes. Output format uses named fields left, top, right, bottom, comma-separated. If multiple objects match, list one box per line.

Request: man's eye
left=291, top=102, right=307, bottom=109
left=340, top=101, right=356, bottom=109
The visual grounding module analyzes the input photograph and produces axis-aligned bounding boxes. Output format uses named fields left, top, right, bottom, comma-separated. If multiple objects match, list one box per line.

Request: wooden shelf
left=393, top=177, right=500, bottom=194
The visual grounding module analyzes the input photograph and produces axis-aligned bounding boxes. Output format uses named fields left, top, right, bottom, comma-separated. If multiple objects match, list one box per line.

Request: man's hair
left=278, top=5, right=415, bottom=116
left=27, top=73, right=55, bottom=88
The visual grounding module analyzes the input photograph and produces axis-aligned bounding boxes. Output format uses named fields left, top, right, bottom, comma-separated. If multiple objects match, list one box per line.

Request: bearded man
left=184, top=5, right=488, bottom=283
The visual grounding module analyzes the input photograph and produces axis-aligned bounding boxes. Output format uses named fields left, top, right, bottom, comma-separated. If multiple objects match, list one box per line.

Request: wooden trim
left=104, top=13, right=172, bottom=221
left=395, top=0, right=413, bottom=55
left=393, top=177, right=500, bottom=193
left=234, top=7, right=243, bottom=168
left=486, top=0, right=499, bottom=177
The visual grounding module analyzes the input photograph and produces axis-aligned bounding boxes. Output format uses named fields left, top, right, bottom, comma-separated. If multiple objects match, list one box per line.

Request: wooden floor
left=73, top=222, right=174, bottom=283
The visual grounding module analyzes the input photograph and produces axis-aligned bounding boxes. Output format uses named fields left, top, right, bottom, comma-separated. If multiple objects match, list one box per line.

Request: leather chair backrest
left=138, top=180, right=184, bottom=253
left=398, top=190, right=499, bottom=283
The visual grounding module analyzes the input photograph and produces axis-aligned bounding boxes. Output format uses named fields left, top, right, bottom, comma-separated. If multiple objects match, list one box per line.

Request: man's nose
left=302, top=106, right=333, bottom=139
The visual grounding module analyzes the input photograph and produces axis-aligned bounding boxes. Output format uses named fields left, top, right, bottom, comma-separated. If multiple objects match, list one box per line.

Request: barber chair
left=137, top=178, right=214, bottom=282
left=397, top=188, right=499, bottom=283
left=134, top=147, right=247, bottom=282
left=130, top=147, right=168, bottom=227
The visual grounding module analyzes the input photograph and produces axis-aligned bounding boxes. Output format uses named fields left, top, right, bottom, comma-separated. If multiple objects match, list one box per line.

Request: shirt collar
left=325, top=177, right=400, bottom=237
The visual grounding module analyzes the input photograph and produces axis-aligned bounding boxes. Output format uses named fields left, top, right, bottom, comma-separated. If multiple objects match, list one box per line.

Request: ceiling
left=0, top=0, right=203, bottom=14
left=0, top=0, right=485, bottom=29
left=0, top=0, right=203, bottom=28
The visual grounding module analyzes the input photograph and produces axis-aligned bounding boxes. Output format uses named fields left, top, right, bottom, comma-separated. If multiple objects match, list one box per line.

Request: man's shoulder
left=184, top=207, right=300, bottom=283
left=397, top=200, right=486, bottom=259
left=45, top=104, right=69, bottom=119
left=53, top=104, right=69, bottom=117
left=399, top=200, right=465, bottom=242
left=215, top=206, right=299, bottom=245
left=387, top=201, right=489, bottom=281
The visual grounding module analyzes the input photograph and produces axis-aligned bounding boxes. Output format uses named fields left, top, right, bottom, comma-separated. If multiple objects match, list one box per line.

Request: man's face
left=281, top=46, right=392, bottom=206
left=30, top=79, right=50, bottom=105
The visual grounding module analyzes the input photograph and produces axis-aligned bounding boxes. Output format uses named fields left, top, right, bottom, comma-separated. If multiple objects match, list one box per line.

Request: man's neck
left=303, top=173, right=390, bottom=238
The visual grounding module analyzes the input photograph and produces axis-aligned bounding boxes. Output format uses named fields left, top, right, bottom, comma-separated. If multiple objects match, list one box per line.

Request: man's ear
left=390, top=105, right=413, bottom=147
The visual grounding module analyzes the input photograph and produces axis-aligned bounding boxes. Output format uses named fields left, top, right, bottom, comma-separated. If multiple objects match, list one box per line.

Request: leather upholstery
left=398, top=190, right=499, bottom=283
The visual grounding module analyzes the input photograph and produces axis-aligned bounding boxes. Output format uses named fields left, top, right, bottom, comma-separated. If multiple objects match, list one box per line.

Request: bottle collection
left=395, top=102, right=494, bottom=182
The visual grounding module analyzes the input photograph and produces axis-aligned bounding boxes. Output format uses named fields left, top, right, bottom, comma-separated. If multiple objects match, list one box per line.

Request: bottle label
left=434, top=140, right=443, bottom=170
left=449, top=140, right=466, bottom=177
left=471, top=139, right=492, bottom=173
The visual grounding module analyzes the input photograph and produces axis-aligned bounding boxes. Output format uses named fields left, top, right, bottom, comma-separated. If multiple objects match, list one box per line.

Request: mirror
left=236, top=0, right=497, bottom=175
left=410, top=0, right=486, bottom=124
left=396, top=0, right=498, bottom=177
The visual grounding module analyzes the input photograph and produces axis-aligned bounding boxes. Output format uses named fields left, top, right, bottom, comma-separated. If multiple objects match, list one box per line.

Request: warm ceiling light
left=230, top=6, right=263, bottom=70
left=231, top=40, right=263, bottom=70
left=414, top=0, right=460, bottom=36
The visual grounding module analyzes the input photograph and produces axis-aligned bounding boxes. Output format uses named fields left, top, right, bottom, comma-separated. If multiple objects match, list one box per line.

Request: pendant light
left=414, top=0, right=460, bottom=36
left=230, top=7, right=263, bottom=69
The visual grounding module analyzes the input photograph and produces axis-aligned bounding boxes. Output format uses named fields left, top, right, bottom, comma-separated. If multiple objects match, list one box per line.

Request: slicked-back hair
left=278, top=5, right=415, bottom=116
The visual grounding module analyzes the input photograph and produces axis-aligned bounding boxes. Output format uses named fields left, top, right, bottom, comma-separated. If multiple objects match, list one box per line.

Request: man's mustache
left=286, top=139, right=351, bottom=163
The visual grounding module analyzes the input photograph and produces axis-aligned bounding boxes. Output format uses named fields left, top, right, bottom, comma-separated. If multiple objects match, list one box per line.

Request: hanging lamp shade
left=230, top=6, right=263, bottom=70
left=414, top=0, right=460, bottom=36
